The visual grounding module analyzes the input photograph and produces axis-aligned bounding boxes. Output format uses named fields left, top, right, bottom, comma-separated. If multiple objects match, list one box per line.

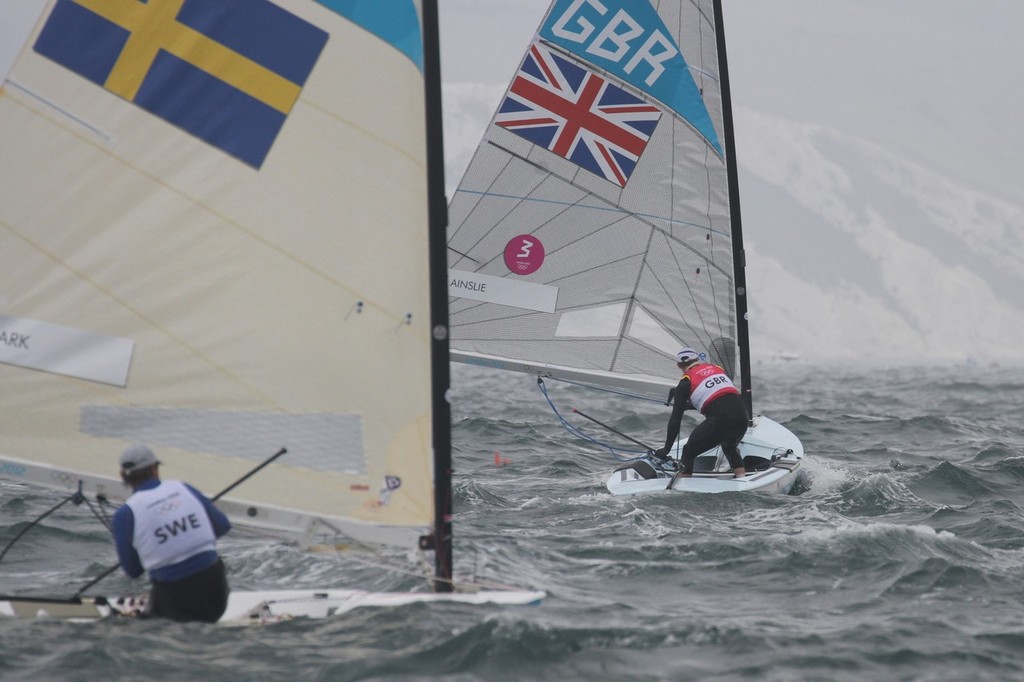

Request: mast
left=421, top=0, right=453, bottom=592
left=712, top=0, right=753, bottom=416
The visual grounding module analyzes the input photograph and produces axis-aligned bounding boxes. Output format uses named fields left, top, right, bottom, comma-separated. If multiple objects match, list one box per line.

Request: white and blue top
left=112, top=479, right=230, bottom=583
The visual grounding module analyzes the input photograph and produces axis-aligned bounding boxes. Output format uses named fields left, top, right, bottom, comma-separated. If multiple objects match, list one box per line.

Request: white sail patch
left=0, top=315, right=134, bottom=387
left=555, top=303, right=626, bottom=337
left=449, top=269, right=557, bottom=313
left=79, top=407, right=367, bottom=475
left=627, top=306, right=680, bottom=355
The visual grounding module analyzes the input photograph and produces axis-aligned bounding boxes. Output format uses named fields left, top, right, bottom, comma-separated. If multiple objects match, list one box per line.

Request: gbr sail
left=447, top=0, right=750, bottom=404
left=0, top=0, right=438, bottom=550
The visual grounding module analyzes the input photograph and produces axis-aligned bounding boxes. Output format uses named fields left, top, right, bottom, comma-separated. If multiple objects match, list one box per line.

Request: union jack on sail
left=496, top=42, right=662, bottom=187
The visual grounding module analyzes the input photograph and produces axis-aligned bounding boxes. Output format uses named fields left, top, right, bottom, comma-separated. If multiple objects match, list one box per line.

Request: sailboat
left=446, top=0, right=804, bottom=495
left=0, top=0, right=541, bottom=622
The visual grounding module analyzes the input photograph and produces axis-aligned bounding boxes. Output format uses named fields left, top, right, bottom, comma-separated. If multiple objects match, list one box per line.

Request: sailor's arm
left=656, top=378, right=691, bottom=456
left=110, top=506, right=144, bottom=579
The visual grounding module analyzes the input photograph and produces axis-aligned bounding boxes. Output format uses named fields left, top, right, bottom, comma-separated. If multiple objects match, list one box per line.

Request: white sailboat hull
left=220, top=588, right=546, bottom=624
left=0, top=588, right=545, bottom=624
left=606, top=416, right=804, bottom=495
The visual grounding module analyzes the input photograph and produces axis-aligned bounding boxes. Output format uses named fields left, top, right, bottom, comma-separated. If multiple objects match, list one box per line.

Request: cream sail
left=0, top=0, right=541, bottom=621
left=446, top=0, right=805, bottom=494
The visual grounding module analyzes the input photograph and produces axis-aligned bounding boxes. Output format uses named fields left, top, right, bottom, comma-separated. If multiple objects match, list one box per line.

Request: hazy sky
left=6, top=0, right=1019, bottom=203
left=438, top=0, right=1024, bottom=204
left=436, top=1, right=1024, bottom=363
left=439, top=0, right=549, bottom=84
left=5, top=0, right=1019, bottom=362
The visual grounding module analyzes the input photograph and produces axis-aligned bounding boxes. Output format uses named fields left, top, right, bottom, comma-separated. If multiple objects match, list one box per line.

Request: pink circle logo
left=503, top=234, right=545, bottom=275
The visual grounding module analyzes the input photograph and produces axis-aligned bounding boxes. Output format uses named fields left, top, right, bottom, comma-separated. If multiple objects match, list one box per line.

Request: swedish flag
left=34, top=0, right=329, bottom=168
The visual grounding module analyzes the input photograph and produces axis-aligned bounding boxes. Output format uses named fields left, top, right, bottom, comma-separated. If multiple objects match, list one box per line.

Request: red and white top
left=683, top=363, right=740, bottom=413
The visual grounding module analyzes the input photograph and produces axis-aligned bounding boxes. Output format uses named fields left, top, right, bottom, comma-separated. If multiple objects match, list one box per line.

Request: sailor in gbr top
left=654, top=348, right=750, bottom=478
left=111, top=444, right=231, bottom=622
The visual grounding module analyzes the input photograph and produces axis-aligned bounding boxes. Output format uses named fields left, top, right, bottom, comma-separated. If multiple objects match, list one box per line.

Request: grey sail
left=447, top=0, right=744, bottom=401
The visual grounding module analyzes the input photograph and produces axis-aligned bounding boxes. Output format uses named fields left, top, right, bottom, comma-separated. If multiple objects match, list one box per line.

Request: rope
left=81, top=495, right=114, bottom=532
left=536, top=378, right=648, bottom=462
left=0, top=482, right=87, bottom=565
left=535, top=378, right=793, bottom=467
left=542, top=374, right=667, bottom=404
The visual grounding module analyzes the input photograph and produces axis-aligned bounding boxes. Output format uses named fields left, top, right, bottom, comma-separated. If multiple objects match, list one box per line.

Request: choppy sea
left=2, top=362, right=1024, bottom=681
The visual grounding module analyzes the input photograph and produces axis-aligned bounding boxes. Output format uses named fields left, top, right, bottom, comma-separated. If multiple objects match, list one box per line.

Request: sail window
left=626, top=306, right=679, bottom=355
left=555, top=303, right=626, bottom=337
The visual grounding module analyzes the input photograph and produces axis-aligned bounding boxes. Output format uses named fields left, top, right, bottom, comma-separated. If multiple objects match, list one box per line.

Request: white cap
left=119, top=444, right=159, bottom=473
left=675, top=348, right=701, bottom=364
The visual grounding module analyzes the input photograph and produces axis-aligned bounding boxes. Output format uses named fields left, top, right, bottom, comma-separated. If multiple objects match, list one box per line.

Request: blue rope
left=535, top=377, right=789, bottom=466
left=543, top=374, right=667, bottom=404
left=536, top=378, right=648, bottom=462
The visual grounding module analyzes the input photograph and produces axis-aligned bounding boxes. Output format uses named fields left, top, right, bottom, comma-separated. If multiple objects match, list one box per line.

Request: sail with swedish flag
left=0, top=0, right=541, bottom=621
left=34, top=0, right=328, bottom=168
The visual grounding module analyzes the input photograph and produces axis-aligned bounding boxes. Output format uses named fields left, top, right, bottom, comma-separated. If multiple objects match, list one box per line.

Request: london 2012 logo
left=504, top=234, right=545, bottom=275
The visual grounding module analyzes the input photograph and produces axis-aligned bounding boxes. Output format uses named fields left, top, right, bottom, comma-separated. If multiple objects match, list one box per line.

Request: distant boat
left=0, top=0, right=541, bottom=622
left=445, top=0, right=805, bottom=495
